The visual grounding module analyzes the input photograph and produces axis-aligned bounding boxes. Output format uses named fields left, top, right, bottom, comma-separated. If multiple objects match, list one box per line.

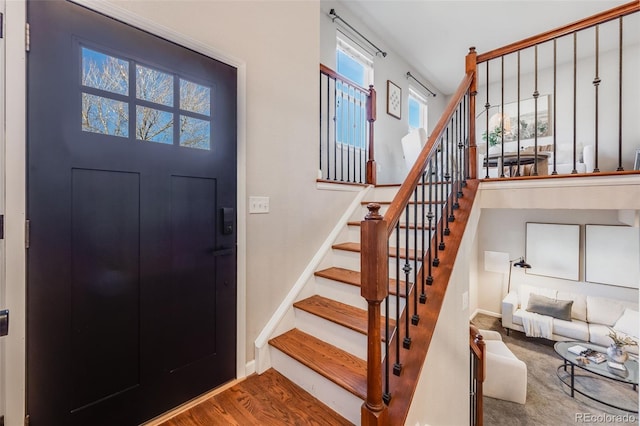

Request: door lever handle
left=211, top=247, right=234, bottom=257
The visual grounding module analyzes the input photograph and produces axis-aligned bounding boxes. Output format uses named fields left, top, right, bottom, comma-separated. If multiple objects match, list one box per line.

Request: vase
left=606, top=344, right=628, bottom=363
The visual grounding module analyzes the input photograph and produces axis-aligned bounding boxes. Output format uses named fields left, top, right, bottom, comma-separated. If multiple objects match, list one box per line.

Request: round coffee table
left=554, top=341, right=638, bottom=413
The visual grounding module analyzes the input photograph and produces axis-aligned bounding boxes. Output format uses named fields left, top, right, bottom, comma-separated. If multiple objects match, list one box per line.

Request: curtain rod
left=329, top=9, right=387, bottom=58
left=406, top=71, right=436, bottom=97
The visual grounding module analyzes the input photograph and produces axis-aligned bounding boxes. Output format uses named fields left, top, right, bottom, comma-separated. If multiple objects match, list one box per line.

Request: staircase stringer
left=385, top=179, right=480, bottom=425
left=254, top=184, right=374, bottom=374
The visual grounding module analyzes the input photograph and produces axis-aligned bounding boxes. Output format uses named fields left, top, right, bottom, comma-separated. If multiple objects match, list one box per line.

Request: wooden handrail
left=320, top=63, right=372, bottom=93
left=383, top=72, right=474, bottom=234
left=476, top=1, right=640, bottom=63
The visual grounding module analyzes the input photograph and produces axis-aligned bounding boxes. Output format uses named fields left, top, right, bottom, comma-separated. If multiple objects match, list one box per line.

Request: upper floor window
left=408, top=87, right=428, bottom=132
left=336, top=33, right=373, bottom=88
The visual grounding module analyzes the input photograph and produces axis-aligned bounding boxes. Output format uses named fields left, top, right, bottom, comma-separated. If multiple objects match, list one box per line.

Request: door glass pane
left=136, top=65, right=173, bottom=107
left=136, top=106, right=173, bottom=144
left=180, top=116, right=210, bottom=150
left=82, top=93, right=129, bottom=137
left=82, top=47, right=129, bottom=95
left=180, top=79, right=210, bottom=116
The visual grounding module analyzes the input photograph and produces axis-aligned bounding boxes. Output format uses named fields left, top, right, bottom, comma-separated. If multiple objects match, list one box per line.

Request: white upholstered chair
left=480, top=329, right=528, bottom=404
left=401, top=128, right=428, bottom=173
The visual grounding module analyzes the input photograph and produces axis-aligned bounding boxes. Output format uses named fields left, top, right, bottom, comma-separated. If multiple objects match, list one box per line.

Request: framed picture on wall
left=585, top=225, right=640, bottom=288
left=525, top=222, right=580, bottom=281
left=387, top=80, right=401, bottom=119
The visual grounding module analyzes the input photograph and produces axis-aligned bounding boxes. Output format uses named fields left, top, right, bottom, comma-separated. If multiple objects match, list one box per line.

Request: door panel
left=70, top=169, right=141, bottom=412
left=168, top=175, right=218, bottom=372
left=27, top=1, right=237, bottom=425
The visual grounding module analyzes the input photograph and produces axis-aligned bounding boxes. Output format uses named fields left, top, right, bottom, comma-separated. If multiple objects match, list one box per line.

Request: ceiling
left=337, top=0, right=634, bottom=95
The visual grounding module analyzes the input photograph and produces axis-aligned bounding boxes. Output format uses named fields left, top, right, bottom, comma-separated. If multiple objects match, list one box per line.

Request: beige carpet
left=472, top=313, right=639, bottom=426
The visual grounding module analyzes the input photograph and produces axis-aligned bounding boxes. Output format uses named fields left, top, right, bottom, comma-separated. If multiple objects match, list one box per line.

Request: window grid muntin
left=80, top=44, right=213, bottom=150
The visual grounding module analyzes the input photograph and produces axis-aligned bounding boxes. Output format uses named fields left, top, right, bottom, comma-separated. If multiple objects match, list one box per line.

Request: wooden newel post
left=466, top=47, right=478, bottom=180
left=360, top=203, right=388, bottom=425
left=366, top=85, right=377, bottom=185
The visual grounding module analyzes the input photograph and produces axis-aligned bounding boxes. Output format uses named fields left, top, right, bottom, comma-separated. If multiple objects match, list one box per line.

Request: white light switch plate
left=249, top=196, right=270, bottom=214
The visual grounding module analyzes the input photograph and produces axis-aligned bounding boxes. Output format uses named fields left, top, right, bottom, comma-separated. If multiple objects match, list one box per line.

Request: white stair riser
left=347, top=225, right=437, bottom=251
left=294, top=308, right=383, bottom=360
left=314, top=276, right=406, bottom=316
left=270, top=347, right=362, bottom=424
left=332, top=249, right=423, bottom=283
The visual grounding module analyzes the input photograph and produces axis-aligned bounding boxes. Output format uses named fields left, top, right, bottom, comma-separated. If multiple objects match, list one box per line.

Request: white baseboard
left=470, top=308, right=501, bottom=320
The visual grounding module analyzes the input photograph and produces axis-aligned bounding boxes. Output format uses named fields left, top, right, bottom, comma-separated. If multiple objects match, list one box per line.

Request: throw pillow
left=613, top=308, right=639, bottom=338
left=526, top=293, right=573, bottom=321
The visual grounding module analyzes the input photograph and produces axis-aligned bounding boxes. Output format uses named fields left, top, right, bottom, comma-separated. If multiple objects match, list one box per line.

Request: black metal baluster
left=393, top=223, right=402, bottom=376
left=444, top=124, right=455, bottom=226
left=617, top=17, right=624, bottom=171
left=516, top=51, right=521, bottom=176
left=427, top=159, right=435, bottom=281
left=432, top=150, right=440, bottom=267
left=593, top=25, right=601, bottom=173
left=451, top=108, right=462, bottom=210
left=572, top=32, right=578, bottom=174
left=358, top=92, right=364, bottom=183
left=333, top=80, right=338, bottom=181
left=412, top=186, right=419, bottom=326
left=500, top=56, right=506, bottom=177
left=336, top=83, right=342, bottom=182
left=383, top=266, right=391, bottom=404
left=552, top=39, right=558, bottom=175
left=484, top=61, right=490, bottom=178
left=420, top=170, right=427, bottom=303
left=439, top=137, right=446, bottom=250
left=533, top=45, right=539, bottom=176
left=319, top=73, right=323, bottom=178
left=403, top=204, right=412, bottom=349
left=347, top=86, right=353, bottom=182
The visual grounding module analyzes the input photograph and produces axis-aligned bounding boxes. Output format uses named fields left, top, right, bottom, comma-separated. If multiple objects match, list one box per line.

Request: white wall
left=475, top=17, right=640, bottom=172
left=320, top=0, right=448, bottom=184
left=405, top=191, right=481, bottom=426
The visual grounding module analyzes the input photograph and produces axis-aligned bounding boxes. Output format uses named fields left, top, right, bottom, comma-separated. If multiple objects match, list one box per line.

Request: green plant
left=481, top=126, right=503, bottom=147
left=608, top=327, right=639, bottom=347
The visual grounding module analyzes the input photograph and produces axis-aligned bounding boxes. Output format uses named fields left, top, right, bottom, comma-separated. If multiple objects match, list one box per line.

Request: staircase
left=267, top=184, right=435, bottom=424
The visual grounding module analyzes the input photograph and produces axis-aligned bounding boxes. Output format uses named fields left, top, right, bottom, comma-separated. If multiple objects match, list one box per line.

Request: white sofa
left=481, top=329, right=528, bottom=404
left=502, top=284, right=639, bottom=354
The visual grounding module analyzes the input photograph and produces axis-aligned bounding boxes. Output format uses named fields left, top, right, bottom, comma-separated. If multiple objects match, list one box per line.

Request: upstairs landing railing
left=319, top=64, right=377, bottom=185
left=473, top=1, right=639, bottom=179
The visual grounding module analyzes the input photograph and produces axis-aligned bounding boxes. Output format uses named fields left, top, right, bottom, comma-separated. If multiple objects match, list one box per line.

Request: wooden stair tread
left=314, top=266, right=408, bottom=296
left=294, top=295, right=395, bottom=338
left=269, top=328, right=367, bottom=400
left=333, top=242, right=423, bottom=260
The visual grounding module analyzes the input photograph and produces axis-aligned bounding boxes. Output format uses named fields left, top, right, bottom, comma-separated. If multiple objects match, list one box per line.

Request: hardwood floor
left=158, top=368, right=353, bottom=425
